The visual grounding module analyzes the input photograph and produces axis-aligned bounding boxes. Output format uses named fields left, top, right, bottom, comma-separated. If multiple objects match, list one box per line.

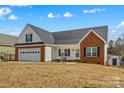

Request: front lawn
left=0, top=62, right=124, bottom=88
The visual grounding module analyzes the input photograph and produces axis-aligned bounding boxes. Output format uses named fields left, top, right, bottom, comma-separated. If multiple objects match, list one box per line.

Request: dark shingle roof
left=28, top=24, right=108, bottom=44
left=52, top=26, right=108, bottom=44
left=0, top=33, right=17, bottom=46
left=28, top=24, right=55, bottom=44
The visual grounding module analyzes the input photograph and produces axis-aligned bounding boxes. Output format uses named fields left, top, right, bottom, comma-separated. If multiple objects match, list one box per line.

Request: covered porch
left=50, top=44, right=80, bottom=62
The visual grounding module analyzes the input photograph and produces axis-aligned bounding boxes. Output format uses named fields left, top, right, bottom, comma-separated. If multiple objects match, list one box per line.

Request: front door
left=112, top=59, right=117, bottom=65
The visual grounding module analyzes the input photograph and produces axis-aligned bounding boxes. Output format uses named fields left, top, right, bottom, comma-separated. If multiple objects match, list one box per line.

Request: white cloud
left=9, top=32, right=20, bottom=36
left=83, top=8, right=106, bottom=14
left=110, top=30, right=122, bottom=41
left=0, top=28, right=20, bottom=36
left=112, top=30, right=117, bottom=33
left=63, top=12, right=73, bottom=18
left=48, top=12, right=74, bottom=19
left=47, top=13, right=60, bottom=18
left=48, top=13, right=55, bottom=18
left=0, top=7, right=12, bottom=16
left=8, top=14, right=18, bottom=20
left=117, top=21, right=124, bottom=29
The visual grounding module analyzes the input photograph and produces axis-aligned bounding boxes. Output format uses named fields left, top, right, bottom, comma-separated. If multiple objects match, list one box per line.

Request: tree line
left=108, top=33, right=124, bottom=56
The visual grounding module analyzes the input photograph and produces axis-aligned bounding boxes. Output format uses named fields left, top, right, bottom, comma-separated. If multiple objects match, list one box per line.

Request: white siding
left=16, top=26, right=42, bottom=44
left=51, top=47, right=58, bottom=59
left=104, top=43, right=107, bottom=65
left=51, top=45, right=80, bottom=60
left=0, top=46, right=15, bottom=54
left=45, top=46, right=52, bottom=62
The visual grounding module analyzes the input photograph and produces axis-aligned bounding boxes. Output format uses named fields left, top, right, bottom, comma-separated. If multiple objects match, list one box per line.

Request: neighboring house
left=0, top=33, right=17, bottom=61
left=15, top=24, right=108, bottom=65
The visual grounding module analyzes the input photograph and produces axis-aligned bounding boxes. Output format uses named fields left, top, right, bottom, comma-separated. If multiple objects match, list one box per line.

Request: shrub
left=0, top=56, right=4, bottom=61
left=121, top=56, right=124, bottom=61
left=0, top=56, right=3, bottom=60
left=76, top=60, right=87, bottom=63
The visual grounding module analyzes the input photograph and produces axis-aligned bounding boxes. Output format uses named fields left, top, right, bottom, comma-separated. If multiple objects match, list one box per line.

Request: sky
left=0, top=5, right=124, bottom=41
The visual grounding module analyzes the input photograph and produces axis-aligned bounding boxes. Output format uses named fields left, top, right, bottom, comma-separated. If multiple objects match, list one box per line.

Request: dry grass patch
left=0, top=62, right=124, bottom=88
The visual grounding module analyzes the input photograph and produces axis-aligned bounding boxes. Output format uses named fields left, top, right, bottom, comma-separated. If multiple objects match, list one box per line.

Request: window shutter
left=30, top=34, right=32, bottom=42
left=25, top=34, right=27, bottom=42
left=59, top=49, right=61, bottom=56
left=84, top=47, right=86, bottom=57
left=97, top=47, right=100, bottom=57
left=68, top=49, right=70, bottom=56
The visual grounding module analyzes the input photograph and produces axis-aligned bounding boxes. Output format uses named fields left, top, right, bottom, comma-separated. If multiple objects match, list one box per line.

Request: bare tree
left=108, top=33, right=124, bottom=56
left=108, top=40, right=114, bottom=48
left=108, top=40, right=114, bottom=54
left=114, top=36, right=124, bottom=56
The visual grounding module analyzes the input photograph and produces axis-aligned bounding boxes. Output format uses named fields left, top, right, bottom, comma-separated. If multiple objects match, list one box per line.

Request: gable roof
left=78, top=29, right=107, bottom=44
left=0, top=33, right=17, bottom=46
left=25, top=24, right=108, bottom=45
left=27, top=24, right=55, bottom=44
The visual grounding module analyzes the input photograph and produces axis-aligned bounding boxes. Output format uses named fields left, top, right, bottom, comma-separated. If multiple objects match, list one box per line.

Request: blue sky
left=0, top=5, right=124, bottom=41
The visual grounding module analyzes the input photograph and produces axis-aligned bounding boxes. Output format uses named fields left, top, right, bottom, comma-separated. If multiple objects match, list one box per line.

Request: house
left=0, top=33, right=17, bottom=61
left=15, top=24, right=108, bottom=65
left=108, top=55, right=122, bottom=66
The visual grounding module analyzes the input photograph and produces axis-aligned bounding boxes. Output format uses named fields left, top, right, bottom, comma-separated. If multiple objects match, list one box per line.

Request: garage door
left=18, top=48, right=41, bottom=61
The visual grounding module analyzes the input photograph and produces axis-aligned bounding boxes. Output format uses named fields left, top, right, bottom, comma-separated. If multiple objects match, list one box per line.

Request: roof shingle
left=28, top=24, right=55, bottom=44
left=28, top=24, right=108, bottom=44
left=0, top=33, right=17, bottom=46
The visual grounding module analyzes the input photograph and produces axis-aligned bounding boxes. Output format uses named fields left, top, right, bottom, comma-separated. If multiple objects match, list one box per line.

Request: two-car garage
left=18, top=48, right=41, bottom=62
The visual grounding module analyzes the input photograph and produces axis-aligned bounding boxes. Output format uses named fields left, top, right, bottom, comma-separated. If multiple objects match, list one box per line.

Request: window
left=76, top=49, right=79, bottom=57
left=26, top=33, right=32, bottom=42
left=58, top=49, right=70, bottom=57
left=92, top=48, right=97, bottom=56
left=86, top=47, right=97, bottom=57
left=64, top=49, right=70, bottom=56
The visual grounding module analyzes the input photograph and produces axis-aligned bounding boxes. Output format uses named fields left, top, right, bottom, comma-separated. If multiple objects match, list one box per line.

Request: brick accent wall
left=40, top=46, right=45, bottom=62
left=80, top=32, right=105, bottom=65
left=15, top=46, right=45, bottom=62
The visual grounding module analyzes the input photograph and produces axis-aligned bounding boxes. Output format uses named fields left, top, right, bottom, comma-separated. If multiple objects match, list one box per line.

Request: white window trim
left=26, top=33, right=32, bottom=43
left=58, top=48, right=70, bottom=57
left=75, top=49, right=79, bottom=57
left=86, top=47, right=98, bottom=57
left=64, top=49, right=70, bottom=57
